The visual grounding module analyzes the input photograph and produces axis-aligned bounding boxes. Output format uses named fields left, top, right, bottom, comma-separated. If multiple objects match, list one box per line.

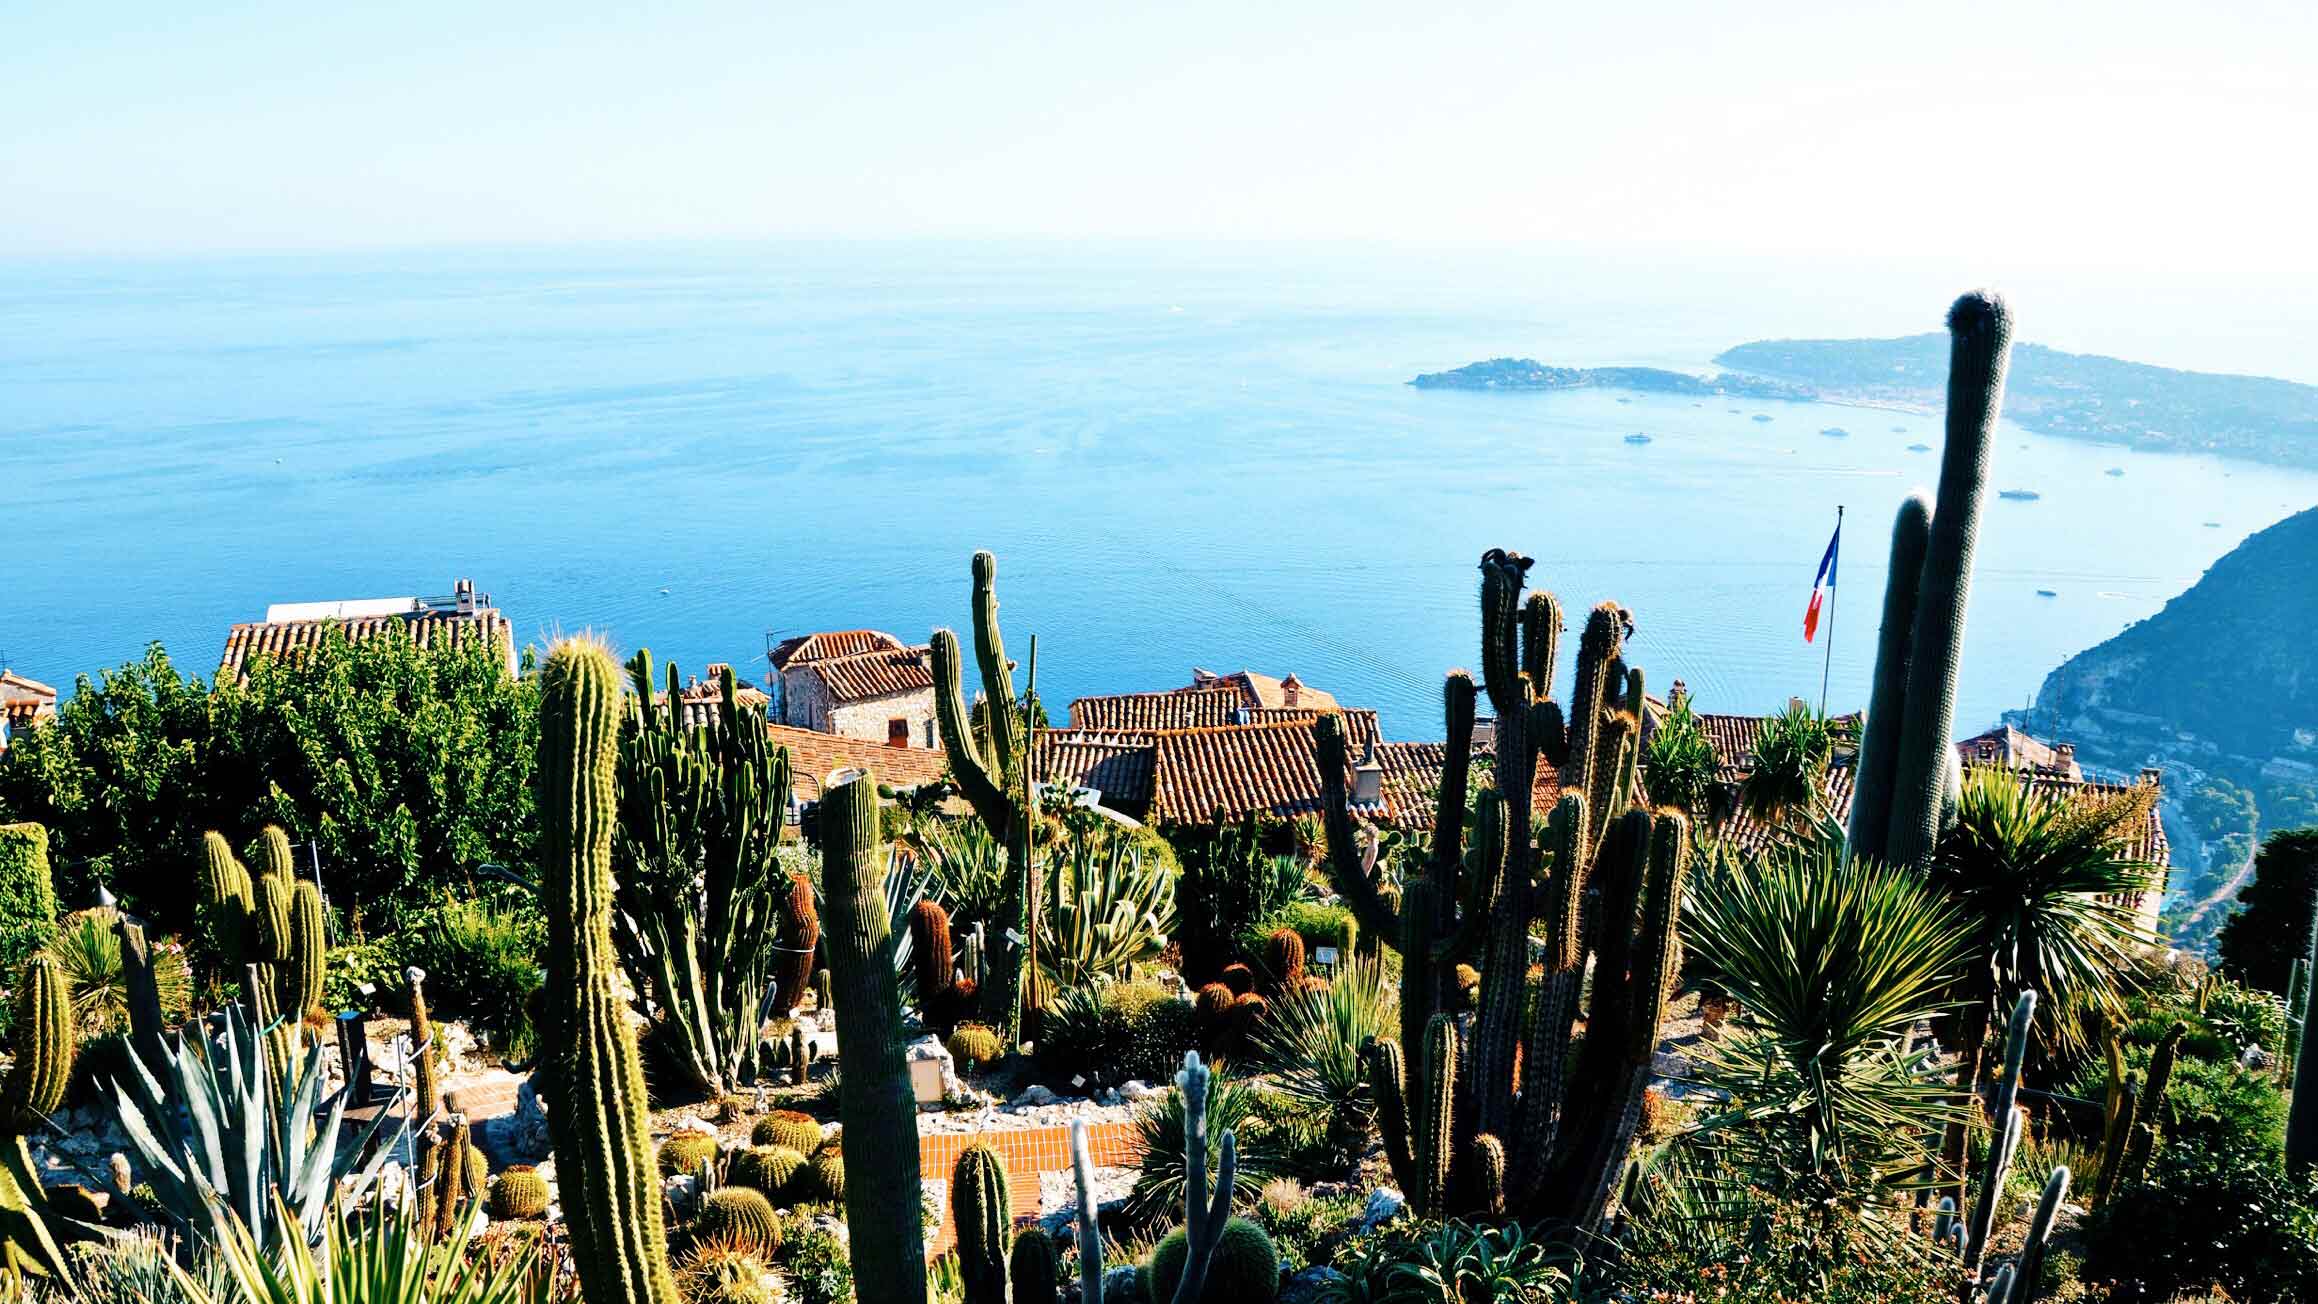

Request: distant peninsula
left=1414, top=337, right=2318, bottom=469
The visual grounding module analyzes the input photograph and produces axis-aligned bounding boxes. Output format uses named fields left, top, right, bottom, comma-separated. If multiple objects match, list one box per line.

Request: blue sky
left=6, top=1, right=2314, bottom=267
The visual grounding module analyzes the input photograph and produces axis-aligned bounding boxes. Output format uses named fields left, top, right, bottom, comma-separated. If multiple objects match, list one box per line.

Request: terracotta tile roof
left=1187, top=669, right=1342, bottom=713
left=805, top=645, right=933, bottom=703
left=765, top=722, right=949, bottom=801
left=1070, top=688, right=1243, bottom=731
left=1249, top=707, right=1381, bottom=750
left=217, top=610, right=515, bottom=681
left=1955, top=725, right=2081, bottom=779
left=0, top=671, right=58, bottom=744
left=666, top=667, right=773, bottom=730
left=770, top=629, right=909, bottom=669
left=1034, top=730, right=1158, bottom=817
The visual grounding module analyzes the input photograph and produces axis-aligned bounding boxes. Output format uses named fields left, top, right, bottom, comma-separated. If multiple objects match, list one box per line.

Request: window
left=888, top=718, right=910, bottom=747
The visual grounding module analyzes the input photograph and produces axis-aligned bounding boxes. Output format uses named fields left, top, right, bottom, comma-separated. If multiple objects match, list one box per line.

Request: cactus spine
left=1069, top=1119, right=1106, bottom=1304
left=1847, top=493, right=1932, bottom=863
left=819, top=768, right=929, bottom=1302
left=953, top=1143, right=1010, bottom=1304
left=2116, top=1021, right=2185, bottom=1191
left=1853, top=291, right=2015, bottom=867
left=535, top=639, right=681, bottom=1304
left=1962, top=991, right=2035, bottom=1274
left=0, top=954, right=77, bottom=1281
left=932, top=552, right=1042, bottom=1035
left=1320, top=551, right=1681, bottom=1228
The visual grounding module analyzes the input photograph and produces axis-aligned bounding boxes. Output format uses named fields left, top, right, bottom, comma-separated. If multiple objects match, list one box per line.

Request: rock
left=1119, top=1079, right=1161, bottom=1102
left=906, top=1034, right=961, bottom=1105
left=1283, top=1266, right=1348, bottom=1304
left=1012, top=1084, right=1059, bottom=1108
left=677, top=1116, right=719, bottom=1138
left=1356, top=1186, right=1404, bottom=1233
left=665, top=1172, right=700, bottom=1216
left=506, top=1075, right=552, bottom=1160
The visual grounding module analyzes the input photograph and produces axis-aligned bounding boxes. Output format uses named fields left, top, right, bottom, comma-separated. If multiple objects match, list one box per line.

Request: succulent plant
left=490, top=1165, right=551, bottom=1219
left=691, top=1187, right=784, bottom=1257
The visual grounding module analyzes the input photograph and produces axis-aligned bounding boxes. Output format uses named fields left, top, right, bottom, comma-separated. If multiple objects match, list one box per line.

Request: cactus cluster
left=0, top=953, right=78, bottom=1281
left=817, top=768, right=930, bottom=1301
left=1317, top=550, right=1684, bottom=1228
left=193, top=826, right=325, bottom=1044
left=931, top=552, right=1044, bottom=1035
left=536, top=639, right=683, bottom=1304
left=613, top=654, right=798, bottom=1097
left=1848, top=290, right=2015, bottom=868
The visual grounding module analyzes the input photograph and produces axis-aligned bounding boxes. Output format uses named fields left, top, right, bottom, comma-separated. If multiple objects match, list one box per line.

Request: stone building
left=768, top=629, right=937, bottom=747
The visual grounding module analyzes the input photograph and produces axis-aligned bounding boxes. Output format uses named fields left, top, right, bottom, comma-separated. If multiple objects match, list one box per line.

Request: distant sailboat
left=1998, top=489, right=2042, bottom=501
left=1907, top=443, right=1932, bottom=453
left=1751, top=414, right=1773, bottom=423
left=2036, top=588, right=2057, bottom=598
left=1821, top=426, right=1849, bottom=438
left=2105, top=467, right=2126, bottom=477
left=1624, top=432, right=1653, bottom=445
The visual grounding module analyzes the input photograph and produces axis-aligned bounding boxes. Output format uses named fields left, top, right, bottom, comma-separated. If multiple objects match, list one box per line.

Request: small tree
left=1642, top=696, right=1718, bottom=817
left=1739, top=702, right=1834, bottom=826
left=0, top=823, right=58, bottom=974
left=2218, top=828, right=2318, bottom=996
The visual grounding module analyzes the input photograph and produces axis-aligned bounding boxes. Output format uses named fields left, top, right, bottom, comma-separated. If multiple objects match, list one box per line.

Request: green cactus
left=613, top=655, right=796, bottom=1097
left=808, top=1151, right=845, bottom=1204
left=771, top=873, right=819, bottom=1016
left=1846, top=493, right=1931, bottom=864
left=953, top=1143, right=1010, bottom=1304
left=659, top=1134, right=720, bottom=1177
left=0, top=955, right=80, bottom=1281
left=279, top=880, right=325, bottom=1020
left=818, top=768, right=929, bottom=1301
left=536, top=638, right=682, bottom=1304
left=409, top=966, right=442, bottom=1124
left=692, top=1187, right=784, bottom=1256
left=740, top=1146, right=809, bottom=1202
left=1069, top=1119, right=1105, bottom=1304
left=1264, top=929, right=1305, bottom=990
left=1855, top=292, right=2015, bottom=868
left=947, top=1024, right=1005, bottom=1072
left=430, top=1116, right=476, bottom=1241
left=1963, top=992, right=2036, bottom=1274
left=252, top=865, right=294, bottom=965
left=1144, top=1217, right=1279, bottom=1304
left=490, top=1166, right=551, bottom=1219
left=750, top=1111, right=824, bottom=1154
left=1412, top=1014, right=1456, bottom=1219
left=196, top=831, right=255, bottom=983
left=1011, top=1226, right=1061, bottom=1304
left=2093, top=1077, right=2139, bottom=1208
left=2012, top=1165, right=2071, bottom=1303
left=1158, top=1051, right=1242, bottom=1304
left=2116, top=1021, right=2186, bottom=1191
left=252, top=825, right=297, bottom=882
left=931, top=552, right=1044, bottom=1036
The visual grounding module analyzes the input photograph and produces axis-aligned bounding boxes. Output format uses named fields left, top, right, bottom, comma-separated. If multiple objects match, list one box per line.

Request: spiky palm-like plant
left=1737, top=701, right=1835, bottom=827
left=1641, top=694, right=1719, bottom=817
left=1927, top=765, right=2162, bottom=1202
left=43, top=907, right=192, bottom=1036
left=1245, top=954, right=1395, bottom=1143
left=1682, top=831, right=1971, bottom=1202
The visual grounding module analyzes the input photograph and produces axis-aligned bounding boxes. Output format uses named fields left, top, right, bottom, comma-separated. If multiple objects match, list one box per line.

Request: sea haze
left=5, top=242, right=2315, bottom=750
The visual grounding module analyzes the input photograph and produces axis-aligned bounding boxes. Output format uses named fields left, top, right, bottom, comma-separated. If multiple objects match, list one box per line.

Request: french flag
left=1804, top=521, right=1840, bottom=643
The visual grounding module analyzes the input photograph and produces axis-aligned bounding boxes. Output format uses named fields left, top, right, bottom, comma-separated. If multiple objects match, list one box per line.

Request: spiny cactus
left=1264, top=930, right=1305, bottom=990
left=910, top=900, right=971, bottom=1030
left=660, top=1134, right=720, bottom=1177
left=1144, top=1217, right=1279, bottom=1304
left=1159, top=1051, right=1241, bottom=1304
left=947, top=1024, right=1005, bottom=1072
left=409, top=966, right=442, bottom=1123
left=1011, top=1226, right=1060, bottom=1304
left=692, top=1187, right=784, bottom=1256
left=536, top=638, right=682, bottom=1304
left=1963, top=992, right=2036, bottom=1274
left=490, top=1166, right=551, bottom=1219
left=728, top=1146, right=806, bottom=1202
left=931, top=552, right=1043, bottom=1035
left=2116, top=1021, right=2186, bottom=1191
left=952, top=1143, right=1010, bottom=1304
left=750, top=1111, right=823, bottom=1154
left=280, top=880, right=325, bottom=1022
left=2288, top=956, right=2311, bottom=1072
left=1850, top=291, right=2015, bottom=868
left=1069, top=1119, right=1105, bottom=1304
left=771, top=873, right=819, bottom=1016
left=197, top=832, right=256, bottom=979
left=818, top=768, right=929, bottom=1301
left=1, top=956, right=81, bottom=1281
left=614, top=655, right=796, bottom=1097
left=807, top=1151, right=844, bottom=1203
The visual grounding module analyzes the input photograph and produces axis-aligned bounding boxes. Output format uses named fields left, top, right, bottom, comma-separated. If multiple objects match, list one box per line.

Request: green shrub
left=1255, top=1188, right=1363, bottom=1272
left=2067, top=1041, right=2286, bottom=1159
left=1037, top=980, right=1196, bottom=1087
left=2203, top=976, right=2289, bottom=1056
left=0, top=823, right=58, bottom=975
left=1603, top=1172, right=1960, bottom=1303
left=777, top=1218, right=854, bottom=1304
left=1128, top=1075, right=1273, bottom=1222
left=321, top=938, right=400, bottom=1011
left=398, top=893, right=544, bottom=1056
left=1246, top=955, right=1393, bottom=1151
left=2081, top=1139, right=2318, bottom=1302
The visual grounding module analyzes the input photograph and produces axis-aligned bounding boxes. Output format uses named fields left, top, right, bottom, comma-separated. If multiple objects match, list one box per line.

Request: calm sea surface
left=5, top=243, right=2315, bottom=754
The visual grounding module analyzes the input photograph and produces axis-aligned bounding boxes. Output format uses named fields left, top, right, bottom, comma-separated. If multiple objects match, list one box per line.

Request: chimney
left=1788, top=696, right=1807, bottom=715
left=1282, top=673, right=1302, bottom=709
left=1669, top=679, right=1689, bottom=711
left=1352, top=741, right=1383, bottom=806
left=453, top=578, right=477, bottom=615
left=2053, top=742, right=2078, bottom=778
left=2139, top=765, right=2163, bottom=787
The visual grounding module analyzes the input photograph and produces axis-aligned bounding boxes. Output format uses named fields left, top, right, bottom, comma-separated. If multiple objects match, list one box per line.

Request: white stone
left=1356, top=1186, right=1404, bottom=1232
left=1011, top=1084, right=1059, bottom=1107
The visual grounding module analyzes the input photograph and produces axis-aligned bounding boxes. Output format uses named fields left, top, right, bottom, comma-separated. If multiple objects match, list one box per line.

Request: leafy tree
left=2217, top=828, right=2318, bottom=995
left=0, top=632, right=537, bottom=937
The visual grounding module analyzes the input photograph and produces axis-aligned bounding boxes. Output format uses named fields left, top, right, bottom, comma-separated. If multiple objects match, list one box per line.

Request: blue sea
left=6, top=242, right=2316, bottom=753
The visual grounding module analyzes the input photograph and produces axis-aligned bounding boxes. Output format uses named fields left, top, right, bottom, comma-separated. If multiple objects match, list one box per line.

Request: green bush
left=776, top=1218, right=854, bottom=1304
left=1037, top=980, right=1196, bottom=1088
left=1128, top=1075, right=1274, bottom=1223
left=322, top=938, right=401, bottom=1011
left=399, top=893, right=544, bottom=1057
left=1600, top=1172, right=1961, bottom=1304
left=1238, top=901, right=1357, bottom=966
left=0, top=823, right=58, bottom=975
left=2067, top=1040, right=2286, bottom=1159
left=2081, top=1140, right=2318, bottom=1302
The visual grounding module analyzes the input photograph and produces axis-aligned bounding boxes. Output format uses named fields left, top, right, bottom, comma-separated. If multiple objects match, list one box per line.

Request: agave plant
left=175, top=1191, right=552, bottom=1304
left=1247, top=955, right=1395, bottom=1128
left=111, top=1000, right=409, bottom=1255
left=1040, top=819, right=1176, bottom=988
left=1682, top=828, right=1971, bottom=1203
left=909, top=816, right=1011, bottom=928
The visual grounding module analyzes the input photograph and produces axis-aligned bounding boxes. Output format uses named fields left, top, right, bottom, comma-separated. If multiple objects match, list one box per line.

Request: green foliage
left=614, top=653, right=795, bottom=1097
left=2080, top=1139, right=2318, bottom=1303
left=1737, top=701, right=1834, bottom=824
left=2204, top=975, right=2289, bottom=1056
left=1128, top=1074, right=1271, bottom=1222
left=321, top=938, right=400, bottom=1011
left=1252, top=1189, right=1363, bottom=1274
left=1145, top=1218, right=1279, bottom=1303
left=2219, top=828, right=2318, bottom=995
left=1245, top=956, right=1395, bottom=1150
left=186, top=1182, right=551, bottom=1304
left=1036, top=980, right=1197, bottom=1087
left=395, top=892, right=545, bottom=1057
left=2069, top=1037, right=2287, bottom=1160
left=0, top=637, right=538, bottom=938
left=911, top=816, right=1010, bottom=933
left=1244, top=900, right=1357, bottom=960
left=1640, top=695, right=1719, bottom=816
left=1680, top=831, right=1969, bottom=1200
left=0, top=823, right=57, bottom=977
left=1322, top=1219, right=1570, bottom=1303
left=1172, top=815, right=1307, bottom=986
left=1042, top=812, right=1177, bottom=989
left=776, top=1218, right=854, bottom=1304
left=43, top=907, right=193, bottom=1036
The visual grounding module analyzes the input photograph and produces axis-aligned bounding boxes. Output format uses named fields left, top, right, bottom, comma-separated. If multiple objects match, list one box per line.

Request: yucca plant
left=1040, top=818, right=1176, bottom=989
left=1736, top=701, right=1835, bottom=827
left=170, top=1191, right=552, bottom=1304
left=1641, top=695, right=1719, bottom=817
left=44, top=907, right=192, bottom=1036
left=1682, top=829, right=1971, bottom=1203
left=1246, top=955, right=1395, bottom=1144
left=909, top=817, right=1011, bottom=931
left=1127, top=1072, right=1272, bottom=1223
left=111, top=999, right=409, bottom=1255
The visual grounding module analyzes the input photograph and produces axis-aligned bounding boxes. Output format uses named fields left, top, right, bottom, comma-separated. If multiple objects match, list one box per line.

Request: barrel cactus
left=807, top=1151, right=844, bottom=1203
left=490, top=1166, right=551, bottom=1219
left=691, top=1187, right=784, bottom=1256
left=1144, top=1217, right=1279, bottom=1304
left=659, top=1134, right=721, bottom=1177
left=728, top=1147, right=807, bottom=1203
left=1010, top=1227, right=1061, bottom=1304
left=749, top=1112, right=824, bottom=1154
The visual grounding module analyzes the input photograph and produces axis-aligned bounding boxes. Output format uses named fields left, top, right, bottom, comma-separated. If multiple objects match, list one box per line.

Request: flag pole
left=1819, top=504, right=1843, bottom=716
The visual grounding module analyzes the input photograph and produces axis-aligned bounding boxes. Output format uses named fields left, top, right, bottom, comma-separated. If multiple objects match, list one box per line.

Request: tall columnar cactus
left=1320, top=554, right=1679, bottom=1228
left=535, top=639, right=681, bottom=1304
left=0, top=824, right=57, bottom=974
left=613, top=655, right=795, bottom=1096
left=953, top=1143, right=1011, bottom=1304
left=2116, top=1021, right=2186, bottom=1191
left=819, top=768, right=929, bottom=1302
left=1963, top=991, right=2035, bottom=1275
left=2289, top=946, right=2318, bottom=1170
left=1010, top=1226, right=1061, bottom=1304
left=1165, top=1051, right=1240, bottom=1304
left=0, top=955, right=79, bottom=1281
left=1850, top=291, right=2015, bottom=868
left=1069, top=1119, right=1106, bottom=1304
left=932, top=551, right=1042, bottom=1035
left=409, top=967, right=442, bottom=1124
left=197, top=831, right=256, bottom=981
left=910, top=899, right=972, bottom=1029
left=280, top=880, right=326, bottom=1020
left=771, top=872, right=820, bottom=1015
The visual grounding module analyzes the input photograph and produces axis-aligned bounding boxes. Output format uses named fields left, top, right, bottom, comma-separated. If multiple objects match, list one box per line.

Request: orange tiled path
left=918, top=1120, right=1139, bottom=1255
